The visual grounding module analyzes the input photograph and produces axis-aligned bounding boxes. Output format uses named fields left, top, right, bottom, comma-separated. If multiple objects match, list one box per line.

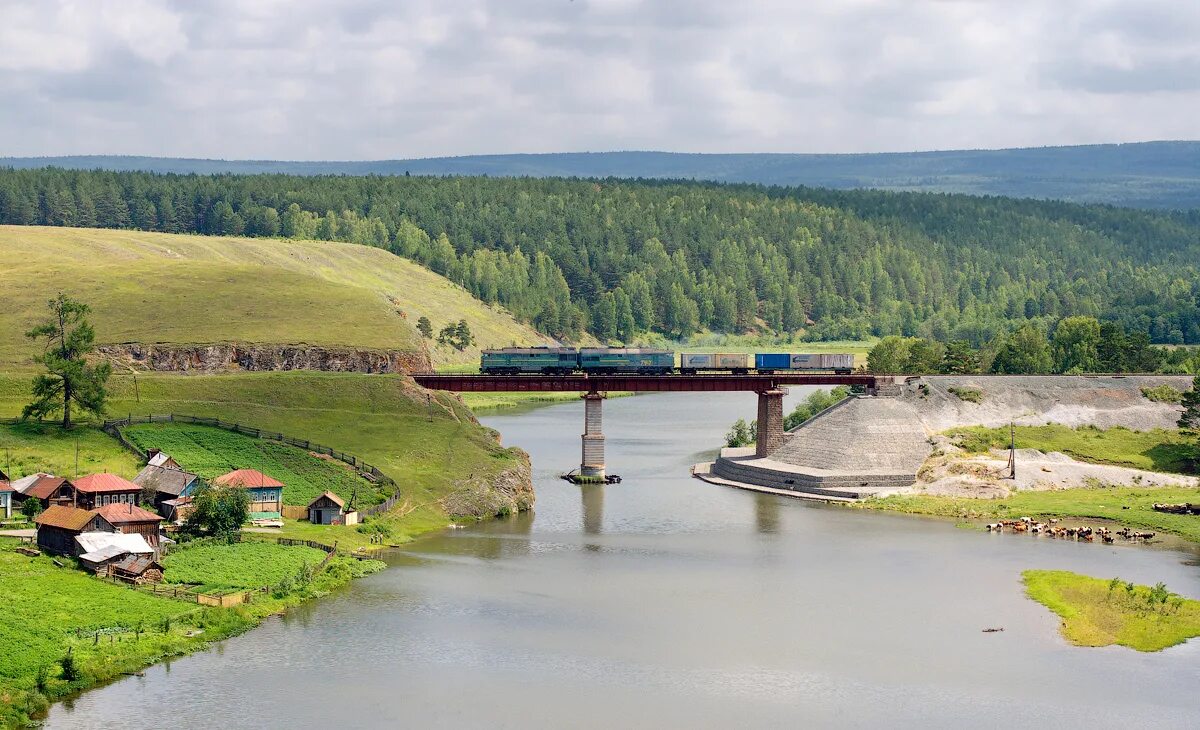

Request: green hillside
left=0, top=371, right=529, bottom=535
left=123, top=423, right=384, bottom=507
left=0, top=226, right=550, bottom=369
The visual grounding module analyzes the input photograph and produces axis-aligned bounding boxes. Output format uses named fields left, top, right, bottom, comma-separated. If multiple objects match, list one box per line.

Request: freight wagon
left=679, top=352, right=753, bottom=374
left=480, top=347, right=580, bottom=374
left=579, top=348, right=674, bottom=374
left=754, top=353, right=855, bottom=374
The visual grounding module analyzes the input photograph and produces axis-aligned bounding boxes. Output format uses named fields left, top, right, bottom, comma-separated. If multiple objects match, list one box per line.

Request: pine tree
left=416, top=316, right=433, bottom=339
left=22, top=294, right=112, bottom=429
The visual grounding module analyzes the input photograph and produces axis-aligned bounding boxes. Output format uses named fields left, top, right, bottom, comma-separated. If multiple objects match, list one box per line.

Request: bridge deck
left=413, top=373, right=880, bottom=392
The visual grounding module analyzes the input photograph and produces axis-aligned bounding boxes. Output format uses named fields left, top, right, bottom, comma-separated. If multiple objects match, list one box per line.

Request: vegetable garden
left=124, top=423, right=384, bottom=507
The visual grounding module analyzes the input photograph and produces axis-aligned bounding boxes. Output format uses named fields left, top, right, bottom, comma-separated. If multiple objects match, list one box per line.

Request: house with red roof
left=212, top=469, right=284, bottom=518
left=20, top=476, right=77, bottom=509
left=72, top=473, right=142, bottom=510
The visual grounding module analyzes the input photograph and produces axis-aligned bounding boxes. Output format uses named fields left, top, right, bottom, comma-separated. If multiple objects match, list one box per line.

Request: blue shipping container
left=755, top=353, right=791, bottom=370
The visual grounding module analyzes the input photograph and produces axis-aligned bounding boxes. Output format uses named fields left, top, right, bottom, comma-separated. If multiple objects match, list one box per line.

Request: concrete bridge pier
left=755, top=387, right=789, bottom=457
left=580, top=390, right=606, bottom=478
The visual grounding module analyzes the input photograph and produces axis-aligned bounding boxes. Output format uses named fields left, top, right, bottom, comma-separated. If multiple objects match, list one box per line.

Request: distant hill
left=4, top=141, right=1200, bottom=209
left=0, top=226, right=550, bottom=369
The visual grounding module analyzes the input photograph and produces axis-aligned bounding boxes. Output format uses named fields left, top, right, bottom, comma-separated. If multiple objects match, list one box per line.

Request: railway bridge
left=413, top=373, right=897, bottom=479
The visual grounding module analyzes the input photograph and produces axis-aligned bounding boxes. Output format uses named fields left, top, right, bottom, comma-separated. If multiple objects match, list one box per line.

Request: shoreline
left=2, top=542, right=388, bottom=728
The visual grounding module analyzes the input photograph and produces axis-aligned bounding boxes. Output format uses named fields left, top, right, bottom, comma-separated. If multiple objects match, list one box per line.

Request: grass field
left=0, top=225, right=549, bottom=369
left=948, top=424, right=1195, bottom=474
left=866, top=484, right=1200, bottom=543
left=162, top=542, right=327, bottom=589
left=124, top=423, right=383, bottom=507
left=1023, top=570, right=1200, bottom=651
left=0, top=422, right=140, bottom=481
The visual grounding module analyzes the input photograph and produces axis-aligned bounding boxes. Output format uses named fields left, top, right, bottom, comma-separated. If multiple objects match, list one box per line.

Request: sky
left=1, top=0, right=1198, bottom=159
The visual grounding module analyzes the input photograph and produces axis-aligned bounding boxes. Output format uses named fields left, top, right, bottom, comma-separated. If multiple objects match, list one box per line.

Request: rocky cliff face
left=439, top=449, right=535, bottom=519
left=96, top=343, right=431, bottom=374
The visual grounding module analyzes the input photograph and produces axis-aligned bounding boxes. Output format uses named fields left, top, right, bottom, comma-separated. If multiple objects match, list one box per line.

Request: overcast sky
left=1, top=0, right=1197, bottom=159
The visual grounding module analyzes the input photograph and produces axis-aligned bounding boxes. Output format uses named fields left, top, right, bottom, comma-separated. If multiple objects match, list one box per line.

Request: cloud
left=0, top=0, right=1197, bottom=158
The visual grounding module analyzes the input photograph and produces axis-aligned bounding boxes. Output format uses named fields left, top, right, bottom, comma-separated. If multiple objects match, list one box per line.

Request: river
left=46, top=390, right=1200, bottom=728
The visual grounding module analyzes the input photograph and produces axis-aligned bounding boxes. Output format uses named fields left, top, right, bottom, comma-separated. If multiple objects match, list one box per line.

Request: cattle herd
left=985, top=517, right=1156, bottom=543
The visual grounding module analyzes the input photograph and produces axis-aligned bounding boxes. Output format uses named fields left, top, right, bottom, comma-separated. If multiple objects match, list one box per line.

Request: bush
left=948, top=386, right=983, bottom=403
left=1141, top=384, right=1182, bottom=403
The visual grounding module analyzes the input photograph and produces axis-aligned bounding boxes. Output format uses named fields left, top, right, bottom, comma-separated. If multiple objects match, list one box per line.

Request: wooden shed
left=108, top=555, right=165, bottom=584
left=307, top=491, right=348, bottom=525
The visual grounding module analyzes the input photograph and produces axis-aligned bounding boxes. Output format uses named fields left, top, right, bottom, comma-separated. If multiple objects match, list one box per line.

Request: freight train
left=480, top=347, right=855, bottom=375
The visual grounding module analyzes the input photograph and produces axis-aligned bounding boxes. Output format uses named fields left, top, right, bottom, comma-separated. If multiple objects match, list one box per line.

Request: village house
left=212, top=469, right=284, bottom=518
left=92, top=502, right=165, bottom=550
left=0, top=469, right=12, bottom=519
left=132, top=460, right=203, bottom=516
left=147, top=449, right=182, bottom=470
left=18, top=475, right=77, bottom=509
left=307, top=491, right=358, bottom=525
left=34, top=505, right=116, bottom=556
left=72, top=473, right=142, bottom=510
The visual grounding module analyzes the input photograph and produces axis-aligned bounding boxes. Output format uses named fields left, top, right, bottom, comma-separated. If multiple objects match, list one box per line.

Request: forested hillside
left=5, top=141, right=1200, bottom=208
left=3, top=168, right=1200, bottom=345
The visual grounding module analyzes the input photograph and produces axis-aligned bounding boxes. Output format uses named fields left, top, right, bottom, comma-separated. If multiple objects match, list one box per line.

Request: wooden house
left=212, top=469, right=284, bottom=518
left=0, top=470, right=11, bottom=519
left=34, top=505, right=115, bottom=555
left=133, top=463, right=202, bottom=515
left=72, top=473, right=141, bottom=510
left=146, top=449, right=182, bottom=470
left=20, top=476, right=77, bottom=509
left=92, top=503, right=165, bottom=549
left=307, top=491, right=357, bottom=525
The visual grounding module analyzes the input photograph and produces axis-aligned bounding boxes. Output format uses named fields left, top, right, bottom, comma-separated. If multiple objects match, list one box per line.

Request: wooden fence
left=101, top=413, right=395, bottom=487
left=359, top=494, right=401, bottom=518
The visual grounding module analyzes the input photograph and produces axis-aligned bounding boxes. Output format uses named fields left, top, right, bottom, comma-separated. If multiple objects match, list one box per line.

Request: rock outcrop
left=439, top=449, right=535, bottom=519
left=96, top=342, right=431, bottom=374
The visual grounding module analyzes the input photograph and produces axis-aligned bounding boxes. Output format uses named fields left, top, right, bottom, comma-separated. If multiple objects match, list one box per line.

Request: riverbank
left=0, top=539, right=385, bottom=728
left=1023, top=570, right=1200, bottom=651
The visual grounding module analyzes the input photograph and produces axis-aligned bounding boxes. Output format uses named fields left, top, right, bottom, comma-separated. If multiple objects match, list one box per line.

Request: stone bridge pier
left=580, top=390, right=606, bottom=478
left=755, top=387, right=789, bottom=457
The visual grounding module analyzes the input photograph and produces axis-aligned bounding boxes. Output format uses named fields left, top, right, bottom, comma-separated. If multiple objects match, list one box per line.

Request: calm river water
left=46, top=390, right=1200, bottom=729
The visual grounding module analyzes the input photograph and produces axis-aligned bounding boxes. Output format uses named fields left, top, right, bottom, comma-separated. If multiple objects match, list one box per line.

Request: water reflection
left=753, top=492, right=780, bottom=534
left=581, top=483, right=604, bottom=535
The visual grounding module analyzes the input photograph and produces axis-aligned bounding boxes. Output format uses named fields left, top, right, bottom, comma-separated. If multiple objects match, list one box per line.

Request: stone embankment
left=700, top=375, right=1194, bottom=501
left=96, top=342, right=431, bottom=374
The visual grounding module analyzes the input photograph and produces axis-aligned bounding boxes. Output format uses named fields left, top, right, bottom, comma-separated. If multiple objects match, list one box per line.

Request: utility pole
left=1007, top=421, right=1016, bottom=479
left=133, top=374, right=140, bottom=403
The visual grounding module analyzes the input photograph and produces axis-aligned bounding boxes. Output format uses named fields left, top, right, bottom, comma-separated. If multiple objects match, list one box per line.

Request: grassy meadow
left=948, top=424, right=1195, bottom=474
left=0, top=225, right=549, bottom=369
left=0, top=422, right=140, bottom=482
left=1023, top=570, right=1200, bottom=652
